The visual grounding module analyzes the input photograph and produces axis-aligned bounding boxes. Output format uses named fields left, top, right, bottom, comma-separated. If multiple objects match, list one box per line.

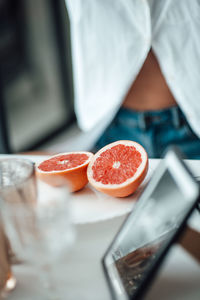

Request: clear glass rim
left=0, top=158, right=35, bottom=189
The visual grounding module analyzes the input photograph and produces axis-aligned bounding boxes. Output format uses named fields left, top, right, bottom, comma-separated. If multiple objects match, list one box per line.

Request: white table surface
left=0, top=155, right=200, bottom=300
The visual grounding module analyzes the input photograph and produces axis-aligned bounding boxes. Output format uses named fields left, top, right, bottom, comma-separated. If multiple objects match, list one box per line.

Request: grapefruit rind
left=87, top=141, right=148, bottom=197
left=36, top=152, right=93, bottom=192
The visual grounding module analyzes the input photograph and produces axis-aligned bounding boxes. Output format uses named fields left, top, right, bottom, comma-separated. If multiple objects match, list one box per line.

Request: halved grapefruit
left=36, top=152, right=93, bottom=192
left=87, top=141, right=148, bottom=197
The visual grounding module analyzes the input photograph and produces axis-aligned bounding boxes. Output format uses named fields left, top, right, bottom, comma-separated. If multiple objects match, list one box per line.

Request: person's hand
left=178, top=226, right=200, bottom=263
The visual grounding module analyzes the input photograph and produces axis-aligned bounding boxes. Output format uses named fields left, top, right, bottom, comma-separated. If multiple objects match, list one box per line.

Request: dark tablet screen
left=102, top=148, right=199, bottom=300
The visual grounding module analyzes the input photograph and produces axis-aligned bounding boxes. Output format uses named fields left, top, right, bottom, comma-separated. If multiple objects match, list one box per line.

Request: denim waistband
left=117, top=106, right=186, bottom=131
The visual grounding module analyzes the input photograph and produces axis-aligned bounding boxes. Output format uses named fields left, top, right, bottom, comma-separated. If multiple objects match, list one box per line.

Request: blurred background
left=0, top=0, right=95, bottom=154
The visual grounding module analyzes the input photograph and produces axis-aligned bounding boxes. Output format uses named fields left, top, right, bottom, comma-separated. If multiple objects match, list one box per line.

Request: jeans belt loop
left=171, top=107, right=181, bottom=129
left=139, top=112, right=147, bottom=131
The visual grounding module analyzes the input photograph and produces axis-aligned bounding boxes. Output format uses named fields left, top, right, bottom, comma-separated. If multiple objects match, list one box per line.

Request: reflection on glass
left=114, top=231, right=171, bottom=297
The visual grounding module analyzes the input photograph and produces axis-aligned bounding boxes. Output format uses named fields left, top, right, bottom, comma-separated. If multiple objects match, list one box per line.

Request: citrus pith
left=87, top=141, right=148, bottom=197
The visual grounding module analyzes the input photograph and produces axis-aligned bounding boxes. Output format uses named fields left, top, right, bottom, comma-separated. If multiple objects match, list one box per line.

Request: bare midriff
left=122, top=49, right=177, bottom=111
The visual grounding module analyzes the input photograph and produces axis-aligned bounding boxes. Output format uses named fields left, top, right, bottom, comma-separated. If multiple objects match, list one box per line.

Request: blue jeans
left=93, top=106, right=200, bottom=159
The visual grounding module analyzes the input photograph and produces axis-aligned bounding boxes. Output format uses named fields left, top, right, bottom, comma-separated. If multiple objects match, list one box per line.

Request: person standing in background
left=65, top=0, right=200, bottom=158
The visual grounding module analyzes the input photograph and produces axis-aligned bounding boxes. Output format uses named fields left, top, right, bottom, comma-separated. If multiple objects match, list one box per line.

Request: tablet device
left=102, top=147, right=200, bottom=300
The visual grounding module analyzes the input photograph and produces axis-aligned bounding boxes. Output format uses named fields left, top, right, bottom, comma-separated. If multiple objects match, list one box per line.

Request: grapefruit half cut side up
left=36, top=152, right=93, bottom=192
left=87, top=141, right=148, bottom=197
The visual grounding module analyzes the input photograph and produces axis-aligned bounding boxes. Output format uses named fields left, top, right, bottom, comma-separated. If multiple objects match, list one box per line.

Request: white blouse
left=65, top=0, right=200, bottom=138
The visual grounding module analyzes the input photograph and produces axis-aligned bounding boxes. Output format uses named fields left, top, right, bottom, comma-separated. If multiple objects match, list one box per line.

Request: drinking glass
left=0, top=218, right=16, bottom=299
left=0, top=158, right=75, bottom=299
